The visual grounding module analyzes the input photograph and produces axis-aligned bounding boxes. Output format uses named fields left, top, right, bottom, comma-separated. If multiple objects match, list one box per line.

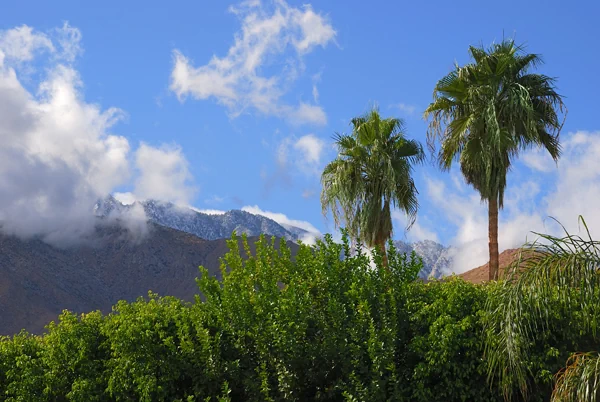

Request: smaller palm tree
left=321, top=109, right=424, bottom=266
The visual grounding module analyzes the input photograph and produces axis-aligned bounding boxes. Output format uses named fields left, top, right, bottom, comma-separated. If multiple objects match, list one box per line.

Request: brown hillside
left=458, top=248, right=526, bottom=284
left=0, top=222, right=297, bottom=336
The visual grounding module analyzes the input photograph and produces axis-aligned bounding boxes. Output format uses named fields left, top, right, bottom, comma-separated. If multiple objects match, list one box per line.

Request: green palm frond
left=321, top=108, right=424, bottom=248
left=553, top=352, right=600, bottom=402
left=424, top=38, right=565, bottom=207
left=485, top=217, right=600, bottom=400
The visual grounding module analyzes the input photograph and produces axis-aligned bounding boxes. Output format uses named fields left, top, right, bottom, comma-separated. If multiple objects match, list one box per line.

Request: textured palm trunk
left=376, top=238, right=389, bottom=269
left=488, top=196, right=500, bottom=281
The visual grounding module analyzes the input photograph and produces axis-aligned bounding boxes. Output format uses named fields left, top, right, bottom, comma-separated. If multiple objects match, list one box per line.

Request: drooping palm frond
left=321, top=109, right=424, bottom=250
left=484, top=217, right=600, bottom=400
left=553, top=352, right=600, bottom=402
left=424, top=39, right=565, bottom=207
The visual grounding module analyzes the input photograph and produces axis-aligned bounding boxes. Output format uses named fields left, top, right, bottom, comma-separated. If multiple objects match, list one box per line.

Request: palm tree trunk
left=488, top=195, right=500, bottom=281
left=376, top=238, right=389, bottom=269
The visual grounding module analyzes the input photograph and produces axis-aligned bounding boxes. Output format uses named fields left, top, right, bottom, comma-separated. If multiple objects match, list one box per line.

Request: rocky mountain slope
left=393, top=240, right=455, bottom=279
left=0, top=221, right=297, bottom=335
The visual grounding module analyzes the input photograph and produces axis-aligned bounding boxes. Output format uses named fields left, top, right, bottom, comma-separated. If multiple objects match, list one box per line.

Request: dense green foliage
left=484, top=220, right=600, bottom=401
left=0, top=233, right=593, bottom=401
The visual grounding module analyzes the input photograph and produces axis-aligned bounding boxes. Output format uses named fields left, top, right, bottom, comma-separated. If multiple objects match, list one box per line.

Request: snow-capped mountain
left=95, top=196, right=454, bottom=279
left=95, top=196, right=308, bottom=242
left=393, top=239, right=455, bottom=279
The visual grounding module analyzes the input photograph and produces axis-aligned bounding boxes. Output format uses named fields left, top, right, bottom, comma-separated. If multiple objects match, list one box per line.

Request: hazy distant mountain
left=0, top=221, right=297, bottom=335
left=95, top=196, right=310, bottom=242
left=393, top=239, right=455, bottom=279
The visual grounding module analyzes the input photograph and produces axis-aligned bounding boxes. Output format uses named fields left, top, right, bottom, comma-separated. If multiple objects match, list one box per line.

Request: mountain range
left=0, top=196, right=456, bottom=335
left=96, top=196, right=456, bottom=278
left=393, top=240, right=456, bottom=279
left=95, top=196, right=310, bottom=242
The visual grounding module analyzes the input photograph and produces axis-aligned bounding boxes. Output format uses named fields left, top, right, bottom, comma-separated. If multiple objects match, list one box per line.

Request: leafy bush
left=0, top=232, right=593, bottom=401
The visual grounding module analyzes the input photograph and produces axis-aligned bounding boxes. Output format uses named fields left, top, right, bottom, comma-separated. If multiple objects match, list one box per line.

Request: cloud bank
left=0, top=24, right=194, bottom=245
left=417, top=131, right=600, bottom=273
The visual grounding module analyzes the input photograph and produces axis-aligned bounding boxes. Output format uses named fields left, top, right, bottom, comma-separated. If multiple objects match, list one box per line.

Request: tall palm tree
left=485, top=217, right=600, bottom=401
left=424, top=39, right=565, bottom=280
left=321, top=109, right=424, bottom=267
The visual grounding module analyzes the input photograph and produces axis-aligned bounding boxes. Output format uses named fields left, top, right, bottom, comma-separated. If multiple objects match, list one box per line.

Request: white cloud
left=169, top=0, right=335, bottom=125
left=264, top=133, right=327, bottom=189
left=242, top=204, right=321, bottom=239
left=0, top=24, right=196, bottom=245
left=521, top=147, right=556, bottom=173
left=312, top=85, right=319, bottom=103
left=0, top=25, right=53, bottom=63
left=276, top=133, right=326, bottom=176
left=53, top=22, right=83, bottom=63
left=288, top=102, right=327, bottom=125
left=311, top=71, right=321, bottom=103
left=390, top=103, right=417, bottom=116
left=424, top=131, right=600, bottom=273
left=113, top=192, right=137, bottom=205
left=133, top=143, right=196, bottom=205
left=545, top=131, right=600, bottom=238
left=191, top=208, right=227, bottom=215
left=294, top=134, right=324, bottom=165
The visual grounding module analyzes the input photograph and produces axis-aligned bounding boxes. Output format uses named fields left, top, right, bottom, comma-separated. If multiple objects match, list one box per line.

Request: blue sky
left=1, top=0, right=600, bottom=271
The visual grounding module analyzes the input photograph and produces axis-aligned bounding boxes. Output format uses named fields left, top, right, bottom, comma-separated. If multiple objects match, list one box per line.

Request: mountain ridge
left=97, top=195, right=456, bottom=279
left=95, top=196, right=311, bottom=242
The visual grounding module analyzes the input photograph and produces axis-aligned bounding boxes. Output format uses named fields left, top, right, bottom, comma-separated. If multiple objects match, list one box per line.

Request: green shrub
left=402, top=279, right=500, bottom=401
left=0, top=232, right=593, bottom=401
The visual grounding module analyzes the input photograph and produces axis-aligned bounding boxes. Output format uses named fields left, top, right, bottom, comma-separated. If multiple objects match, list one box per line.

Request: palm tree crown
left=424, top=39, right=565, bottom=279
left=321, top=109, right=424, bottom=262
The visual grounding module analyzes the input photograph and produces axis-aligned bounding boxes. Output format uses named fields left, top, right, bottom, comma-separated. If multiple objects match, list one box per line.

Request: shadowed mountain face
left=0, top=222, right=297, bottom=336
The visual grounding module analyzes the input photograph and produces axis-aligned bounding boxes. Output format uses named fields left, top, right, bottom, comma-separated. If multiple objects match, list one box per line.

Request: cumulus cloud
left=279, top=133, right=326, bottom=175
left=0, top=25, right=53, bottom=63
left=0, top=24, right=195, bottom=246
left=293, top=133, right=325, bottom=169
left=545, top=131, right=600, bottom=237
left=133, top=143, right=196, bottom=205
left=521, top=147, right=556, bottom=173
left=169, top=0, right=335, bottom=125
left=262, top=133, right=327, bottom=192
left=426, top=131, right=600, bottom=273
